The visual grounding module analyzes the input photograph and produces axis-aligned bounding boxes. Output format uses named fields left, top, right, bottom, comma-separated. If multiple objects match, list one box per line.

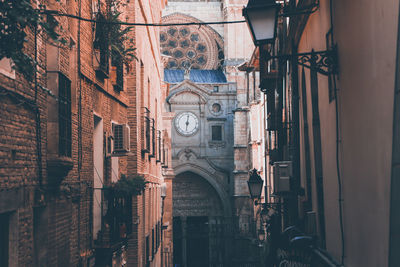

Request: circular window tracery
left=168, top=40, right=177, bottom=48
left=187, top=50, right=196, bottom=59
left=168, top=27, right=178, bottom=36
left=174, top=49, right=184, bottom=58
left=161, top=14, right=224, bottom=70
left=180, top=40, right=190, bottom=48
left=180, top=27, right=190, bottom=37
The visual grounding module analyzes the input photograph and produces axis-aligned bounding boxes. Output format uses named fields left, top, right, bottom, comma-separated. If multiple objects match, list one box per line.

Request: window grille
left=111, top=123, right=129, bottom=153
left=111, top=55, right=124, bottom=91
left=143, top=108, right=151, bottom=153
left=150, top=119, right=156, bottom=158
left=59, top=73, right=72, bottom=157
left=157, top=131, right=162, bottom=162
left=113, top=124, right=123, bottom=151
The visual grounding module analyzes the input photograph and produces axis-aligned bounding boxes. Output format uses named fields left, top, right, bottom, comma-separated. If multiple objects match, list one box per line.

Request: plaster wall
left=298, top=0, right=398, bottom=265
left=223, top=0, right=255, bottom=61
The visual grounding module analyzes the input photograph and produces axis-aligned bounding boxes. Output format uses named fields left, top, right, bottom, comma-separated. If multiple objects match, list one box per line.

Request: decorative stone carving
left=161, top=13, right=224, bottom=70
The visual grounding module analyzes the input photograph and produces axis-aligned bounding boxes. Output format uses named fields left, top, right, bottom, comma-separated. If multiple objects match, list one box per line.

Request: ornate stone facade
left=161, top=13, right=224, bottom=70
left=163, top=1, right=263, bottom=266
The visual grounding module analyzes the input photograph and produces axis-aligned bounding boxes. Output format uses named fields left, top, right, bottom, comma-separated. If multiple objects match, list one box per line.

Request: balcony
left=94, top=188, right=132, bottom=249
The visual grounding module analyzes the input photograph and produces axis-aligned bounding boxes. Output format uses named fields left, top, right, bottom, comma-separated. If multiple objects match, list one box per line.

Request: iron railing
left=94, top=188, right=132, bottom=248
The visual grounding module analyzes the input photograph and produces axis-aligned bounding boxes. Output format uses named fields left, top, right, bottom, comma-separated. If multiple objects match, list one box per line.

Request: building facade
left=0, top=0, right=172, bottom=266
left=246, top=0, right=400, bottom=266
left=125, top=0, right=173, bottom=266
left=162, top=0, right=266, bottom=265
left=294, top=0, right=399, bottom=265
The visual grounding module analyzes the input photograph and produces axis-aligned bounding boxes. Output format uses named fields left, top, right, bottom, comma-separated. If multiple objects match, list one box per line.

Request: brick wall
left=0, top=0, right=172, bottom=266
left=125, top=0, right=172, bottom=266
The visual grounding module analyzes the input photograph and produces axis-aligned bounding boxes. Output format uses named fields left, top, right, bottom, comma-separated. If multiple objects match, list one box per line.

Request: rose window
left=160, top=14, right=224, bottom=70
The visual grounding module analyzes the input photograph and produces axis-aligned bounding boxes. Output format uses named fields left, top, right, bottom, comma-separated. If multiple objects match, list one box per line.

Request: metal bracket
left=280, top=0, right=320, bottom=17
left=267, top=47, right=338, bottom=76
left=297, top=47, right=338, bottom=76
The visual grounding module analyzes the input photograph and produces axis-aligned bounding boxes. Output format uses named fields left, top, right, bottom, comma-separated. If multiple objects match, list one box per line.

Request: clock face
left=175, top=112, right=199, bottom=136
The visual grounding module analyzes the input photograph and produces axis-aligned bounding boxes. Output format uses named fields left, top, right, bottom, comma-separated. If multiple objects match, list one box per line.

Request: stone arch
left=166, top=80, right=210, bottom=105
left=173, top=163, right=232, bottom=217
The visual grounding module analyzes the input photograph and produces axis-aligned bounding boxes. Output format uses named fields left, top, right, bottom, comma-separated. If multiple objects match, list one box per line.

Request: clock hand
left=185, top=115, right=189, bottom=130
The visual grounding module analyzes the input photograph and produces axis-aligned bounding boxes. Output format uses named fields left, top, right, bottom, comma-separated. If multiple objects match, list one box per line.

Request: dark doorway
left=173, top=216, right=210, bottom=267
left=0, top=213, right=9, bottom=267
left=186, top=216, right=209, bottom=267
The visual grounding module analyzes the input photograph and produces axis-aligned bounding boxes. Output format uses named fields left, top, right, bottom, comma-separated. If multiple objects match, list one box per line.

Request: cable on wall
left=329, top=0, right=345, bottom=265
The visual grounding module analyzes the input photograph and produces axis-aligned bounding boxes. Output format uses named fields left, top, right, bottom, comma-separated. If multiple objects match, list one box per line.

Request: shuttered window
left=59, top=73, right=72, bottom=157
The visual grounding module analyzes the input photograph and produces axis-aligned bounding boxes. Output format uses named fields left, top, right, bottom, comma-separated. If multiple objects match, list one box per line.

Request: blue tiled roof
left=164, top=69, right=227, bottom=84
left=164, top=69, right=184, bottom=83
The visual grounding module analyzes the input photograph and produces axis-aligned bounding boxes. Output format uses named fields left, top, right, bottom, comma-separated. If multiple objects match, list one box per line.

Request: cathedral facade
left=162, top=1, right=264, bottom=266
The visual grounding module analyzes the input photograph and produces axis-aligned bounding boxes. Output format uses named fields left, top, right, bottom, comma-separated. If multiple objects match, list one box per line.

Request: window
left=157, top=131, right=162, bottom=163
left=111, top=54, right=124, bottom=91
left=143, top=108, right=151, bottom=153
left=0, top=213, right=9, bottom=267
left=93, top=13, right=109, bottom=77
left=162, top=145, right=169, bottom=169
left=213, top=86, right=219, bottom=92
left=112, top=123, right=130, bottom=153
left=211, top=103, right=221, bottom=113
left=146, top=235, right=150, bottom=265
left=113, top=124, right=123, bottom=151
left=150, top=119, right=156, bottom=158
left=211, top=125, right=222, bottom=141
left=161, top=140, right=166, bottom=166
left=59, top=73, right=72, bottom=157
left=152, top=228, right=155, bottom=258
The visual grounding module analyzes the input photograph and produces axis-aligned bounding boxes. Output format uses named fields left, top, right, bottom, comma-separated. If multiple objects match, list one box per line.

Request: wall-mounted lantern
left=243, top=0, right=338, bottom=77
left=247, top=168, right=264, bottom=201
left=242, top=0, right=279, bottom=46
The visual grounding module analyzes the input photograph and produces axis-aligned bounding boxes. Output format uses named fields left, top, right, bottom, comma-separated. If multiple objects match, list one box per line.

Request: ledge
left=207, top=117, right=227, bottom=121
left=47, top=156, right=74, bottom=185
left=208, top=141, right=226, bottom=148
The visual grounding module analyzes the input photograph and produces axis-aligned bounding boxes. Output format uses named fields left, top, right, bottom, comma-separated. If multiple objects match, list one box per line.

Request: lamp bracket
left=297, top=48, right=338, bottom=76
left=279, top=0, right=319, bottom=17
left=267, top=47, right=338, bottom=76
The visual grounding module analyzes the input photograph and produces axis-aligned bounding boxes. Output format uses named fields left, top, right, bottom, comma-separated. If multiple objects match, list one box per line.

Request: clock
left=175, top=112, right=199, bottom=136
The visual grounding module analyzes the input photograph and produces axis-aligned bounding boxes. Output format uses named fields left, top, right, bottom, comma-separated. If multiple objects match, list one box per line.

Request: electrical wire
left=38, top=9, right=245, bottom=26
left=329, top=0, right=345, bottom=265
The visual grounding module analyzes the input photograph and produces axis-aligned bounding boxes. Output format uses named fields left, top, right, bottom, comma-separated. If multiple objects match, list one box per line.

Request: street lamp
left=247, top=168, right=263, bottom=201
left=243, top=0, right=338, bottom=77
left=242, top=0, right=279, bottom=46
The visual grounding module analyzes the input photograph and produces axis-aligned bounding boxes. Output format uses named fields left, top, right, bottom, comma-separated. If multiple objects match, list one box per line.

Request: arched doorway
left=172, top=171, right=226, bottom=267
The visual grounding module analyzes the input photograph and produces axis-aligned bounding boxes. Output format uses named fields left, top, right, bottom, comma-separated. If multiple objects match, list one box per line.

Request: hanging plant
left=94, top=0, right=137, bottom=70
left=111, top=174, right=147, bottom=197
left=0, top=0, right=64, bottom=81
